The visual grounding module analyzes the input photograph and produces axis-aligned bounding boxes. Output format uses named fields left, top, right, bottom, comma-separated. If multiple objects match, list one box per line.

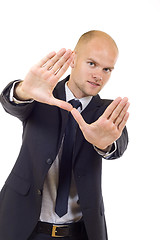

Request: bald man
left=0, top=30, right=129, bottom=240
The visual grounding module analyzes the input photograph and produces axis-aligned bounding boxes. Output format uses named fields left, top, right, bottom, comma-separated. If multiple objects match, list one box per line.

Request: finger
left=50, top=49, right=73, bottom=74
left=71, top=108, right=88, bottom=130
left=43, top=48, right=67, bottom=70
left=118, top=112, right=129, bottom=131
left=47, top=96, right=73, bottom=111
left=102, top=97, right=122, bottom=118
left=37, top=51, right=57, bottom=67
left=55, top=54, right=73, bottom=79
left=114, top=102, right=130, bottom=126
left=109, top=97, right=129, bottom=122
left=45, top=53, right=73, bottom=88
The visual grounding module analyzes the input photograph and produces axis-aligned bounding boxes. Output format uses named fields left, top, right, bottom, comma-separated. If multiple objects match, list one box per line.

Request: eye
left=104, top=68, right=112, bottom=73
left=88, top=61, right=95, bottom=67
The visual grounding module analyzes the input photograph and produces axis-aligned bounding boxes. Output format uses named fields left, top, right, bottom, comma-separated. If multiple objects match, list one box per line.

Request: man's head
left=68, top=30, right=119, bottom=99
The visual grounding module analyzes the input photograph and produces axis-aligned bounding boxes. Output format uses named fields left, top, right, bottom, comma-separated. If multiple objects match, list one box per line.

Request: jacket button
left=46, top=158, right=53, bottom=165
left=37, top=189, right=42, bottom=196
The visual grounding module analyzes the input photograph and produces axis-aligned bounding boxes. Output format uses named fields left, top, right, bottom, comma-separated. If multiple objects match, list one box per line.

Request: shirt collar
left=65, top=82, right=92, bottom=112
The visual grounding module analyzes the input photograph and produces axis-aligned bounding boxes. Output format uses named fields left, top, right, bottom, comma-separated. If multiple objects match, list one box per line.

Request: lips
left=87, top=81, right=100, bottom=87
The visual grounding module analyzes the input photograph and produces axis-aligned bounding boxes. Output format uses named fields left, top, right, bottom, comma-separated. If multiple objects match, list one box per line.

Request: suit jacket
left=0, top=76, right=128, bottom=240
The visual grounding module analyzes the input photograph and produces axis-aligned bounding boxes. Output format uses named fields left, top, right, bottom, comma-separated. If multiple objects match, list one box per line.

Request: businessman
left=0, top=30, right=129, bottom=240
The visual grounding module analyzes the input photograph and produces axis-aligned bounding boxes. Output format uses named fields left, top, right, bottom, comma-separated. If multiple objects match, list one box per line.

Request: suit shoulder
left=96, top=95, right=113, bottom=108
left=99, top=98, right=113, bottom=106
left=93, top=96, right=113, bottom=117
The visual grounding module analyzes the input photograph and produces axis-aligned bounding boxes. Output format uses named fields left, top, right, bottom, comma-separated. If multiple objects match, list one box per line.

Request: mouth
left=87, top=81, right=100, bottom=87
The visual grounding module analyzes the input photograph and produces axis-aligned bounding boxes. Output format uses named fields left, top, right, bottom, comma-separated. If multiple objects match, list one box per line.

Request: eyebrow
left=87, top=58, right=114, bottom=70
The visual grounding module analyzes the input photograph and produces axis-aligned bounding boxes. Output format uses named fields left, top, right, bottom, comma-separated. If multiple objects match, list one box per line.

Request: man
left=0, top=30, right=129, bottom=240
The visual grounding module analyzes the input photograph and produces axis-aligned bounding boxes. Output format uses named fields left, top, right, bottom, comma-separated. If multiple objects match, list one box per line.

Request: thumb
left=71, top=108, right=88, bottom=130
left=47, top=96, right=73, bottom=111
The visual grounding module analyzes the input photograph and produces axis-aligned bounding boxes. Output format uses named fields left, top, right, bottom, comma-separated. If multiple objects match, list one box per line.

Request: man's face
left=68, top=37, right=118, bottom=99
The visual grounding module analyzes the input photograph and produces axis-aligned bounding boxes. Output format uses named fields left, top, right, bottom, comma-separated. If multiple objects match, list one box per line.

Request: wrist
left=14, top=81, right=33, bottom=101
left=96, top=145, right=112, bottom=152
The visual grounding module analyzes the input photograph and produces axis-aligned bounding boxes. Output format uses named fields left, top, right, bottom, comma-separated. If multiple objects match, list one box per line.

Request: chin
left=86, top=91, right=99, bottom=97
left=80, top=87, right=100, bottom=98
left=89, top=89, right=100, bottom=96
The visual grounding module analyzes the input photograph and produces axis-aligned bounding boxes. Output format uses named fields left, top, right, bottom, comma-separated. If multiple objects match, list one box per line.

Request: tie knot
left=69, top=99, right=82, bottom=109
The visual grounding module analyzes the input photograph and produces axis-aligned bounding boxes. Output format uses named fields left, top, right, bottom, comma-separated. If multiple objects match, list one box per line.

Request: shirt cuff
left=93, top=142, right=117, bottom=159
left=10, top=80, right=34, bottom=104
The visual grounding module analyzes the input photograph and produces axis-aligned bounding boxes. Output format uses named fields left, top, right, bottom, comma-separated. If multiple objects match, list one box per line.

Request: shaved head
left=74, top=30, right=118, bottom=55
left=68, top=30, right=119, bottom=98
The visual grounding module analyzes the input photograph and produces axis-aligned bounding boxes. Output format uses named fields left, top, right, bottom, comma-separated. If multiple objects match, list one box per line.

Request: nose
left=92, top=71, right=102, bottom=81
left=92, top=73, right=102, bottom=81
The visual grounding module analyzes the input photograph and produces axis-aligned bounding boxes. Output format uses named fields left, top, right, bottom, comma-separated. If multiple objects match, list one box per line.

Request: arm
left=13, top=49, right=73, bottom=110
left=0, top=80, right=36, bottom=122
left=71, top=97, right=129, bottom=158
left=0, top=49, right=74, bottom=121
left=110, top=125, right=128, bottom=159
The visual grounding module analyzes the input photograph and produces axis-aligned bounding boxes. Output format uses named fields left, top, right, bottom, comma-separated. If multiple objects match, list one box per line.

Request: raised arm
left=0, top=49, right=74, bottom=121
left=71, top=97, right=130, bottom=151
left=14, top=49, right=73, bottom=111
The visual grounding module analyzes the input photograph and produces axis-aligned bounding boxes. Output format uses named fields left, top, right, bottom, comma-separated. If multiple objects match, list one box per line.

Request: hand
left=71, top=97, right=130, bottom=150
left=14, top=49, right=74, bottom=111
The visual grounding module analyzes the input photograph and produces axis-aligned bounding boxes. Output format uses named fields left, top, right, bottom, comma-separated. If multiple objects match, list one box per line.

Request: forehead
left=78, top=38, right=118, bottom=66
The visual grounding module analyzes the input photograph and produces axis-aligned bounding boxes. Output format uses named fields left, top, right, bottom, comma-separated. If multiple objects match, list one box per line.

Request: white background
left=0, top=0, right=160, bottom=239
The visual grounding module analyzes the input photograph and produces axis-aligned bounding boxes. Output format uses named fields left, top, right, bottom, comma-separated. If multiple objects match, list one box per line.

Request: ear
left=70, top=52, right=76, bottom=68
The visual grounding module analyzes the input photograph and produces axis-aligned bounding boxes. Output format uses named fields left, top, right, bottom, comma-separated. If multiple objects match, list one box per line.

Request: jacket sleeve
left=0, top=80, right=35, bottom=122
left=108, top=126, right=129, bottom=160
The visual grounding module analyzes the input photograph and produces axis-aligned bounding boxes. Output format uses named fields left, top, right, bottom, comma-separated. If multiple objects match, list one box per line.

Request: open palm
left=15, top=49, right=74, bottom=111
left=71, top=97, right=130, bottom=150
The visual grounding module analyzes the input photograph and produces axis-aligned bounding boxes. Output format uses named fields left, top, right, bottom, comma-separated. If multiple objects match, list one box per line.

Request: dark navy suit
left=0, top=76, right=128, bottom=240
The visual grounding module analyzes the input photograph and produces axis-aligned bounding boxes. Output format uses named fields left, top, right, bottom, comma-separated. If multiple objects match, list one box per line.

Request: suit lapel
left=54, top=77, right=70, bottom=151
